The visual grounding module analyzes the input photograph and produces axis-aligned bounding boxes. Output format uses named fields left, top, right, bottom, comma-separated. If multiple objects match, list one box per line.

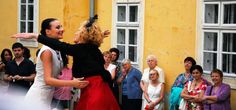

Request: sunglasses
left=149, top=73, right=156, bottom=76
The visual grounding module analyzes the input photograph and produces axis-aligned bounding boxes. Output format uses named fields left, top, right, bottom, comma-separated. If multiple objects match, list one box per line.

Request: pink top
left=53, top=67, right=73, bottom=100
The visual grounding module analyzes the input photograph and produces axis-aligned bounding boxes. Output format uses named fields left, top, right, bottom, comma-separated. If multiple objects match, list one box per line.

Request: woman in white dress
left=143, top=69, right=164, bottom=110
left=23, top=18, right=89, bottom=110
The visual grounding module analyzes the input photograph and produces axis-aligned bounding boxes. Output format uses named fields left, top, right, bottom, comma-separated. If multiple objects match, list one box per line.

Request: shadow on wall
left=164, top=92, right=169, bottom=110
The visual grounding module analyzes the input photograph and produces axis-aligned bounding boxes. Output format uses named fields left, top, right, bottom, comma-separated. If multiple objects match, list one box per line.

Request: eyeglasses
left=149, top=73, right=156, bottom=76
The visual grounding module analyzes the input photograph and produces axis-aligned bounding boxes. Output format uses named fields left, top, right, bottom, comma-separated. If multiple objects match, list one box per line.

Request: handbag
left=179, top=81, right=191, bottom=110
left=145, top=104, right=154, bottom=110
left=145, top=104, right=149, bottom=110
left=179, top=99, right=187, bottom=110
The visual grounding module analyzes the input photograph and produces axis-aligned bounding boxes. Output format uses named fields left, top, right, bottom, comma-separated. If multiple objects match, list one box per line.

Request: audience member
left=180, top=65, right=207, bottom=110
left=202, top=69, right=231, bottom=110
left=4, top=42, right=35, bottom=95
left=0, top=48, right=13, bottom=93
left=143, top=69, right=164, bottom=110
left=117, top=59, right=142, bottom=110
left=103, top=51, right=116, bottom=80
left=109, top=47, right=122, bottom=105
left=169, top=57, right=196, bottom=110
left=140, top=55, right=165, bottom=109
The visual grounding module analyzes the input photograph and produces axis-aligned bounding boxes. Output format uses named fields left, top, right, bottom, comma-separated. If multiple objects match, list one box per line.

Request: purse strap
left=208, top=86, right=213, bottom=110
left=187, top=81, right=191, bottom=92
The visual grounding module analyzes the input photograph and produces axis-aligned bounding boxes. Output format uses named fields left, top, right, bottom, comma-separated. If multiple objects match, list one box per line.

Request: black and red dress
left=38, top=35, right=120, bottom=110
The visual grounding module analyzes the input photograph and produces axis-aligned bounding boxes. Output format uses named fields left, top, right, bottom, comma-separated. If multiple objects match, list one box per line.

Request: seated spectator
left=202, top=69, right=231, bottom=110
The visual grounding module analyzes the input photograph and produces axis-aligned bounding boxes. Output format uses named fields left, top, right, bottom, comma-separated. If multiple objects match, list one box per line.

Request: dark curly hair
left=1, top=48, right=13, bottom=64
left=184, top=57, right=196, bottom=66
left=109, top=48, right=120, bottom=61
left=190, top=65, right=203, bottom=74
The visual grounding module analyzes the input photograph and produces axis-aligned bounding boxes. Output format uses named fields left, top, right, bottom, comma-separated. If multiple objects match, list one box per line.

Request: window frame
left=203, top=2, right=220, bottom=26
left=112, top=0, right=144, bottom=69
left=17, top=0, right=39, bottom=47
left=202, top=30, right=220, bottom=73
left=221, top=1, right=236, bottom=26
left=201, top=0, right=236, bottom=77
left=220, top=30, right=236, bottom=76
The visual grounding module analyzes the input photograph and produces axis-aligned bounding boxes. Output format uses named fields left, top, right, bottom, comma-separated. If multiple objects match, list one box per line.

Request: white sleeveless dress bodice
left=106, top=63, right=116, bottom=74
left=142, top=83, right=164, bottom=110
left=24, top=45, right=63, bottom=110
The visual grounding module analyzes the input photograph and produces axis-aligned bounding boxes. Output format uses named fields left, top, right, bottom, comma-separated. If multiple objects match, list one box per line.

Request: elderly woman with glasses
left=143, top=69, right=164, bottom=110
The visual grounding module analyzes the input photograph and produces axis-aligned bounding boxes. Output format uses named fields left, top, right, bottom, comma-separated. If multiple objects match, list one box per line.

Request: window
left=203, top=0, right=236, bottom=76
left=18, top=0, right=38, bottom=47
left=113, top=0, right=144, bottom=68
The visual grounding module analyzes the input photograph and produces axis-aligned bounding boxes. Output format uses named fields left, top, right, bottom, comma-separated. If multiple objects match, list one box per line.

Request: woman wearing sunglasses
left=143, top=69, right=164, bottom=110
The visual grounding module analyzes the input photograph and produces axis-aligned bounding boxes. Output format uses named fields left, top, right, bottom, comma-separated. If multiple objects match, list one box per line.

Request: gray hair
left=146, top=54, right=157, bottom=62
left=121, top=59, right=131, bottom=65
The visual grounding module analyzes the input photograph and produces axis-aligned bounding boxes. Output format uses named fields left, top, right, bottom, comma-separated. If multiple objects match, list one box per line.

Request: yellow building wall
left=144, top=0, right=196, bottom=91
left=143, top=0, right=236, bottom=109
left=1, top=0, right=235, bottom=109
left=0, top=0, right=18, bottom=51
left=0, top=0, right=65, bottom=61
left=61, top=0, right=113, bottom=53
left=60, top=0, right=89, bottom=66
left=95, top=0, right=113, bottom=51
left=29, top=0, right=65, bottom=61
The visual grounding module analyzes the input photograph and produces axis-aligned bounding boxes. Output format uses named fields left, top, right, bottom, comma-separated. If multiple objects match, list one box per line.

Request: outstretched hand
left=103, top=30, right=110, bottom=37
left=11, top=33, right=38, bottom=39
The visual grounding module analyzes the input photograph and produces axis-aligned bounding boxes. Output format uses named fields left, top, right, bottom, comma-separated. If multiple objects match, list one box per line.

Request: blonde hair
left=74, top=21, right=104, bottom=46
left=103, top=51, right=112, bottom=57
left=150, top=69, right=159, bottom=76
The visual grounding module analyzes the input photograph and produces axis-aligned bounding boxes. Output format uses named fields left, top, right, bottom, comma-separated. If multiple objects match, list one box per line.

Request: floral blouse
left=185, top=80, right=207, bottom=110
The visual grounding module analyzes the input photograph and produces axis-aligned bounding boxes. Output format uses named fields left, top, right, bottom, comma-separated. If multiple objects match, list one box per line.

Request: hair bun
left=85, top=15, right=98, bottom=28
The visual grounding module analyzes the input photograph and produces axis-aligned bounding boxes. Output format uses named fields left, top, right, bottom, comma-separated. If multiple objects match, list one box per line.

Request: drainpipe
left=89, top=0, right=94, bottom=17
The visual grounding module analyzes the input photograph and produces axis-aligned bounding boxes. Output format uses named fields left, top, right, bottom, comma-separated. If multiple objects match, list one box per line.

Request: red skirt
left=75, top=76, right=120, bottom=110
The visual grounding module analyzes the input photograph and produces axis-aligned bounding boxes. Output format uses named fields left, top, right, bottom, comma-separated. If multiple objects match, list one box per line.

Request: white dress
left=106, top=63, right=116, bottom=74
left=24, top=45, right=63, bottom=110
left=142, top=83, right=164, bottom=110
left=141, top=67, right=165, bottom=109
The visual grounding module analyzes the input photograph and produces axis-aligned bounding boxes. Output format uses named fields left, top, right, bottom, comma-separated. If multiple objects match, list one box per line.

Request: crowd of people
left=0, top=15, right=231, bottom=110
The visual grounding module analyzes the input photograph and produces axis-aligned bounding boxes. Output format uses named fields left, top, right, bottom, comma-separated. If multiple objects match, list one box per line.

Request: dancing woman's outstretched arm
left=12, top=33, right=76, bottom=56
left=38, top=35, right=76, bottom=56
